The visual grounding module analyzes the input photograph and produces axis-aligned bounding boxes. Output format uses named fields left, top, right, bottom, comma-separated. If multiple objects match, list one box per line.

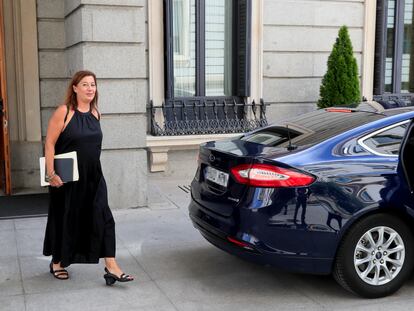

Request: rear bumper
left=189, top=199, right=333, bottom=275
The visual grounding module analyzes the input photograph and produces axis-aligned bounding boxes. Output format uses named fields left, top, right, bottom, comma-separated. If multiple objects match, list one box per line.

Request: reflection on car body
left=189, top=103, right=414, bottom=298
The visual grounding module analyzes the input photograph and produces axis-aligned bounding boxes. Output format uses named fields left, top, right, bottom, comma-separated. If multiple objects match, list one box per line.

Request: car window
left=339, top=139, right=369, bottom=156
left=241, top=128, right=300, bottom=146
left=359, top=122, right=409, bottom=156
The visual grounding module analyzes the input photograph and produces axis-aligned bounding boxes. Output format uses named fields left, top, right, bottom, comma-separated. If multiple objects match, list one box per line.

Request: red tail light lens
left=230, top=164, right=315, bottom=187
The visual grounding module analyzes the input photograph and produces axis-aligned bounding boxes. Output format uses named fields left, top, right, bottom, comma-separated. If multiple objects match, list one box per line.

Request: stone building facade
left=2, top=0, right=148, bottom=208
left=0, top=0, right=404, bottom=208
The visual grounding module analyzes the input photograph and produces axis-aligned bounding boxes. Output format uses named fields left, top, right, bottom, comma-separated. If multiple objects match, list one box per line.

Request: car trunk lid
left=191, top=140, right=262, bottom=217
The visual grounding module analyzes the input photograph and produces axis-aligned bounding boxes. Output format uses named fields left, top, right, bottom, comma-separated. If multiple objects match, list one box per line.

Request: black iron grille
left=148, top=98, right=268, bottom=136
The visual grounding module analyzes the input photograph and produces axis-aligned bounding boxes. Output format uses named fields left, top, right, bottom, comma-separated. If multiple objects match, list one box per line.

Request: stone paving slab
left=0, top=295, right=25, bottom=311
left=0, top=229, right=18, bottom=258
left=154, top=272, right=323, bottom=311
left=0, top=219, right=14, bottom=231
left=24, top=281, right=177, bottom=311
left=14, top=217, right=47, bottom=230
left=0, top=257, right=23, bottom=297
left=1, top=175, right=414, bottom=310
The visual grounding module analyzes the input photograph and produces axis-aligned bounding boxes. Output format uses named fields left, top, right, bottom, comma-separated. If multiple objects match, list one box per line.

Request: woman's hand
left=49, top=175, right=64, bottom=187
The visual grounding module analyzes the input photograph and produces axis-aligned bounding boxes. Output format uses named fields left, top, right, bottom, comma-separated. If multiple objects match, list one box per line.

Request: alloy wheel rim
left=353, top=226, right=405, bottom=286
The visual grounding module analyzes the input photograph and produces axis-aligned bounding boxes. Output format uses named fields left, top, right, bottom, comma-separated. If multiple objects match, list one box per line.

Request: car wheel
left=333, top=214, right=414, bottom=298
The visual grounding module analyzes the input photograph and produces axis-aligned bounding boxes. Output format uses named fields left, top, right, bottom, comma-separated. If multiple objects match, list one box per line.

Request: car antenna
left=286, top=124, right=297, bottom=151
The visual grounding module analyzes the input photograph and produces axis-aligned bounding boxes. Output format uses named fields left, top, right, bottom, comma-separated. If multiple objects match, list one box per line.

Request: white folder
left=39, top=151, right=79, bottom=187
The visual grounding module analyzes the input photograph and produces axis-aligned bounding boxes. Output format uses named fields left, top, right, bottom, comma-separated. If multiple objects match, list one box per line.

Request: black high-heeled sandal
left=103, top=267, right=133, bottom=286
left=49, top=262, right=69, bottom=280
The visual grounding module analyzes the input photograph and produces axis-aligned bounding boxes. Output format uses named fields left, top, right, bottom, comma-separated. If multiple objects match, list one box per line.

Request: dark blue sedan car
left=189, top=104, right=414, bottom=298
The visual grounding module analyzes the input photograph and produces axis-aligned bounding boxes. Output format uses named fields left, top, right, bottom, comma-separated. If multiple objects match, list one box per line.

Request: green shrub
left=317, top=26, right=361, bottom=108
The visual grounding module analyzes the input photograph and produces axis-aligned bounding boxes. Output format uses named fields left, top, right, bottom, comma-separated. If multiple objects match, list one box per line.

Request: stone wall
left=3, top=0, right=43, bottom=192
left=37, top=0, right=148, bottom=208
left=262, top=0, right=365, bottom=123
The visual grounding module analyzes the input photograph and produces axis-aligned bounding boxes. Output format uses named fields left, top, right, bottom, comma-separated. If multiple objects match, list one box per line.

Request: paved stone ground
left=1, top=176, right=414, bottom=310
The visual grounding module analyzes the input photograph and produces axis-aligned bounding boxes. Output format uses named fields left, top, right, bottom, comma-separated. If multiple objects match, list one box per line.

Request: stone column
left=63, top=0, right=148, bottom=208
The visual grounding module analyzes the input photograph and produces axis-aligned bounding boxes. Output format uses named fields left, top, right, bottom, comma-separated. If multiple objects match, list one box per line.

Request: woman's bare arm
left=44, top=105, right=67, bottom=187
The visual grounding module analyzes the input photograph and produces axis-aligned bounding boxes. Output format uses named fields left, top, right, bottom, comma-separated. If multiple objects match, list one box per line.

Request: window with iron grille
left=164, top=0, right=251, bottom=99
left=148, top=0, right=267, bottom=136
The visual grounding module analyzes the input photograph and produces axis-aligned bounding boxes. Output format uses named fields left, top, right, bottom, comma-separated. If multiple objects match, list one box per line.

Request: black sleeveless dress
left=43, top=108, right=116, bottom=267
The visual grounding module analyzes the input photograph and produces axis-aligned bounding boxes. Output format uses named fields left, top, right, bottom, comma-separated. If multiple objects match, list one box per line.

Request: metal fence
left=148, top=98, right=268, bottom=136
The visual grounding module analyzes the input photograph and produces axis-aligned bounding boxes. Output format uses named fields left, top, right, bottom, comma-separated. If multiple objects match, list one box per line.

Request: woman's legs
left=51, top=257, right=65, bottom=272
left=104, top=257, right=134, bottom=280
left=50, top=261, right=69, bottom=280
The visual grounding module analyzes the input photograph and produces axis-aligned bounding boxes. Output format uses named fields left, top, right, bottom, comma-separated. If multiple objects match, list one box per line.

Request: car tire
left=333, top=214, right=414, bottom=298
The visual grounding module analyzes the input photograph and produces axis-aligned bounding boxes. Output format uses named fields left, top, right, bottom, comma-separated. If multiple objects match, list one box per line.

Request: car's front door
left=399, top=119, right=414, bottom=195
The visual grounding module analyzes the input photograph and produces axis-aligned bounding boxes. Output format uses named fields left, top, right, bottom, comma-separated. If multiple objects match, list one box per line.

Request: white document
left=39, top=151, right=79, bottom=187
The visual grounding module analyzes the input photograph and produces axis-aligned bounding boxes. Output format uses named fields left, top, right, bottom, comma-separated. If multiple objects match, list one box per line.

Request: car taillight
left=230, top=164, right=315, bottom=187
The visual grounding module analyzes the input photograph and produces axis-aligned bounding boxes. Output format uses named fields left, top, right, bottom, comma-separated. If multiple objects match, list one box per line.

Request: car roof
left=285, top=104, right=414, bottom=131
left=266, top=107, right=414, bottom=165
left=247, top=103, right=414, bottom=154
left=382, top=106, right=414, bottom=116
left=276, top=104, right=414, bottom=146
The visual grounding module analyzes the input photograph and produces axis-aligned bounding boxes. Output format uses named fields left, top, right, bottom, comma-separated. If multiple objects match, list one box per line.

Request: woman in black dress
left=43, top=70, right=133, bottom=285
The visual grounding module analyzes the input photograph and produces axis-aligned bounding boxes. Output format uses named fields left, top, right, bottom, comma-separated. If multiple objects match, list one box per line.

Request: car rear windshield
left=242, top=109, right=400, bottom=148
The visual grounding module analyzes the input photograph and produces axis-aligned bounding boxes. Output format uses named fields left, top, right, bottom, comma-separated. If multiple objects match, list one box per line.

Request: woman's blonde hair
left=64, top=70, right=98, bottom=111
